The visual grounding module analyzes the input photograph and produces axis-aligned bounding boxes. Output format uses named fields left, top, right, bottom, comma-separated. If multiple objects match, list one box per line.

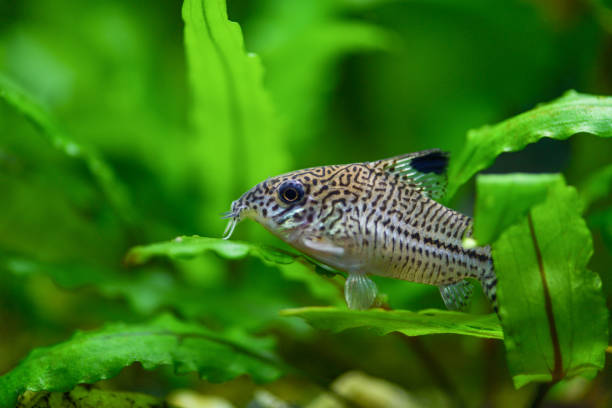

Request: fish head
left=221, top=164, right=361, bottom=244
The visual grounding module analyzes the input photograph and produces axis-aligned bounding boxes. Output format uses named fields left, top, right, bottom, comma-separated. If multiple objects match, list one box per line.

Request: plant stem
left=529, top=381, right=556, bottom=408
left=527, top=211, right=563, bottom=381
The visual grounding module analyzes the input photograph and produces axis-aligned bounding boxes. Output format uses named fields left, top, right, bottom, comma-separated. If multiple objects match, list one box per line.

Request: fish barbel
left=222, top=149, right=497, bottom=311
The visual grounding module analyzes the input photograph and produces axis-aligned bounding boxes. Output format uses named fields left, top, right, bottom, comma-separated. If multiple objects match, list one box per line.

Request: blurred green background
left=1, top=0, right=611, bottom=407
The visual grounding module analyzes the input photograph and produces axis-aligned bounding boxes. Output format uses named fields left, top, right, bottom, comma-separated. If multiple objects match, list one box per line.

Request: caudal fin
left=481, top=262, right=498, bottom=314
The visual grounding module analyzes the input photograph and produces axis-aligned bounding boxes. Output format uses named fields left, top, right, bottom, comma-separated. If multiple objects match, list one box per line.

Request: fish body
left=223, top=150, right=497, bottom=311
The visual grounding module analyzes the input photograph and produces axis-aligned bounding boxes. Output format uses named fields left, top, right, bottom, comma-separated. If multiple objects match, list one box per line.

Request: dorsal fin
left=374, top=149, right=449, bottom=200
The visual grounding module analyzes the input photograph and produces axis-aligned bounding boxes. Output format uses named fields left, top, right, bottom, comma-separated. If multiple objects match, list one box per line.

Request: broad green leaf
left=476, top=175, right=608, bottom=388
left=578, top=164, right=612, bottom=210
left=447, top=91, right=612, bottom=198
left=125, top=236, right=343, bottom=306
left=0, top=314, right=283, bottom=408
left=0, top=73, right=135, bottom=225
left=281, top=307, right=502, bottom=339
left=472, top=174, right=561, bottom=245
left=183, top=0, right=289, bottom=233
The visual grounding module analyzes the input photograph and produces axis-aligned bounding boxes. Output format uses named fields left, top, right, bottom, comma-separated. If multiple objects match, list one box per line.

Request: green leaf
left=578, top=163, right=612, bottom=210
left=126, top=236, right=252, bottom=264
left=447, top=91, right=612, bottom=198
left=125, top=236, right=344, bottom=306
left=476, top=174, right=608, bottom=388
left=587, top=207, right=612, bottom=252
left=281, top=307, right=502, bottom=339
left=472, top=174, right=561, bottom=245
left=126, top=236, right=324, bottom=270
left=183, top=0, right=289, bottom=233
left=0, top=73, right=135, bottom=225
left=0, top=314, right=283, bottom=408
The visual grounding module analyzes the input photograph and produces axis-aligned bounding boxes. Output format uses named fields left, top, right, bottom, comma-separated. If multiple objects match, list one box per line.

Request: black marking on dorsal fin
left=410, top=150, right=448, bottom=175
left=376, top=149, right=449, bottom=201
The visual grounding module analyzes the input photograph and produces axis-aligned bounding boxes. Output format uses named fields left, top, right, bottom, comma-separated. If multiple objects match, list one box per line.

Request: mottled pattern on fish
left=222, top=150, right=497, bottom=312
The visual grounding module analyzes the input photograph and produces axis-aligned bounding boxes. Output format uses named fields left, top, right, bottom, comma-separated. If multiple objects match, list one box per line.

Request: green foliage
left=579, top=164, right=612, bottom=209
left=127, top=235, right=304, bottom=266
left=0, top=74, right=135, bottom=225
left=125, top=235, right=344, bottom=307
left=589, top=208, right=612, bottom=251
left=447, top=91, right=612, bottom=199
left=1, top=0, right=611, bottom=406
left=127, top=236, right=255, bottom=264
left=281, top=307, right=502, bottom=339
left=472, top=174, right=559, bottom=245
left=2, top=245, right=342, bottom=331
left=475, top=174, right=608, bottom=387
left=0, top=314, right=282, bottom=408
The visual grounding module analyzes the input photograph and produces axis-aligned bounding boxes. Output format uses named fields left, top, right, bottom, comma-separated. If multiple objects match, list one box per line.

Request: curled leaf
left=448, top=91, right=612, bottom=198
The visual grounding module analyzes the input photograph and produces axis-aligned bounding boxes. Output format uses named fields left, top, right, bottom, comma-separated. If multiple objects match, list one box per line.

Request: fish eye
left=278, top=181, right=304, bottom=204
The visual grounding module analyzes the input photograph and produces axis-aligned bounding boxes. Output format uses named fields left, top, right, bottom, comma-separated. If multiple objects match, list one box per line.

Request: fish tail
left=480, top=258, right=498, bottom=314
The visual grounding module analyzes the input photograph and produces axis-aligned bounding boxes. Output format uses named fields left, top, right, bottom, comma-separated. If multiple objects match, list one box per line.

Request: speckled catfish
left=221, top=150, right=497, bottom=312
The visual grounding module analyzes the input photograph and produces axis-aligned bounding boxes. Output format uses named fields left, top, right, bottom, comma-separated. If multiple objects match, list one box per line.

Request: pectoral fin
left=439, top=280, right=473, bottom=311
left=301, top=235, right=345, bottom=257
left=345, top=272, right=377, bottom=310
